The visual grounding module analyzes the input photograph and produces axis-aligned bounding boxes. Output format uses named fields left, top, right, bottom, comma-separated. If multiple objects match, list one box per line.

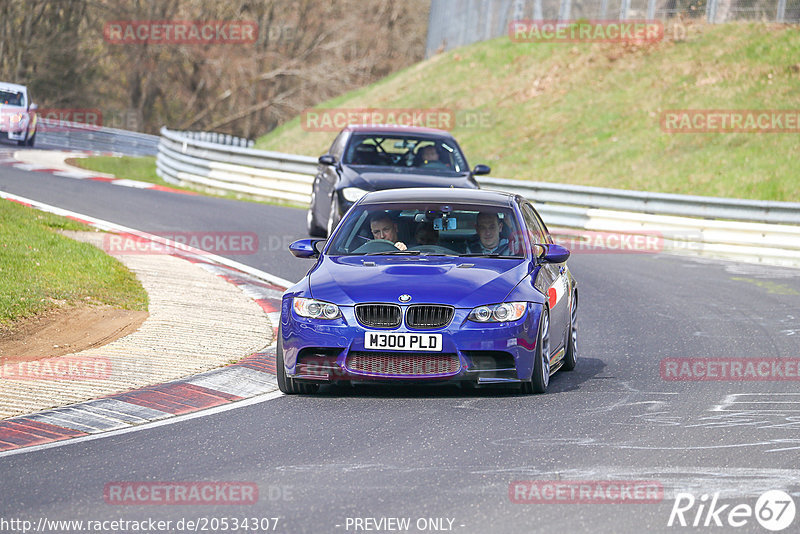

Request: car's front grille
left=355, top=304, right=402, bottom=328
left=406, top=305, right=454, bottom=329
left=345, top=352, right=460, bottom=377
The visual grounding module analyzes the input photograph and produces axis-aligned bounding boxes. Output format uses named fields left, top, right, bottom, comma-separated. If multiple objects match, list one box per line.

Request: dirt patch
left=0, top=305, right=148, bottom=363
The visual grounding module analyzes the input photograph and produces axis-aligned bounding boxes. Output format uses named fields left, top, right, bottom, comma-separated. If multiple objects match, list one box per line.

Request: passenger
left=369, top=214, right=407, bottom=251
left=467, top=212, right=509, bottom=255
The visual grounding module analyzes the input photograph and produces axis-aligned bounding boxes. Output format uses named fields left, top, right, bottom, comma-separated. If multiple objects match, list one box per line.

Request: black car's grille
left=355, top=304, right=402, bottom=328
left=406, top=305, right=454, bottom=329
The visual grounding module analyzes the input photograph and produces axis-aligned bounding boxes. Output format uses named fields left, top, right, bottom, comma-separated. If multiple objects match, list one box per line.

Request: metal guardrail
left=38, top=119, right=159, bottom=156
left=156, top=127, right=800, bottom=267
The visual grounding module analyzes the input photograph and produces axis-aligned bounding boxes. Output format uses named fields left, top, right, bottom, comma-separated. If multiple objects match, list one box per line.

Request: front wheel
left=307, top=190, right=326, bottom=237
left=522, top=308, right=550, bottom=394
left=326, top=195, right=341, bottom=237
left=276, top=326, right=319, bottom=395
left=562, top=292, right=577, bottom=371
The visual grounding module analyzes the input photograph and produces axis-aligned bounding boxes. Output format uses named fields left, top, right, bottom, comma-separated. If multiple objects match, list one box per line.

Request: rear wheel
left=562, top=292, right=578, bottom=371
left=276, top=327, right=320, bottom=395
left=521, top=308, right=550, bottom=394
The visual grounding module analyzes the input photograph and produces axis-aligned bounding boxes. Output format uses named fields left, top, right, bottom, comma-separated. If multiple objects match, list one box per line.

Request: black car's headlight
left=468, top=302, right=527, bottom=323
left=293, top=297, right=341, bottom=319
left=341, top=187, right=368, bottom=202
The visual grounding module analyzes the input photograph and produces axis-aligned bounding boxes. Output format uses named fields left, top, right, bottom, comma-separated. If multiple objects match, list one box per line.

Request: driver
left=369, top=214, right=407, bottom=251
left=418, top=145, right=448, bottom=168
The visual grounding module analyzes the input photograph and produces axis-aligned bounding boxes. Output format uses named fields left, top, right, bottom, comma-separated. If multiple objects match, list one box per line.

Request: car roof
left=0, top=82, right=27, bottom=93
left=358, top=187, right=516, bottom=207
left=342, top=124, right=455, bottom=137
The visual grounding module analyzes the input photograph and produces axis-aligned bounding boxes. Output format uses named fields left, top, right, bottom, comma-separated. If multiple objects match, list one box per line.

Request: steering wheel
left=351, top=239, right=400, bottom=254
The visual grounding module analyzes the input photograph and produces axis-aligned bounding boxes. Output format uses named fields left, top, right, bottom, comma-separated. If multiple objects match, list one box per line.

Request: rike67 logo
left=668, top=490, right=796, bottom=531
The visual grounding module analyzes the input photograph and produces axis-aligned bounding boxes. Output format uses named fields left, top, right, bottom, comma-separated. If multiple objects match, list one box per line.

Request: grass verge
left=0, top=199, right=148, bottom=328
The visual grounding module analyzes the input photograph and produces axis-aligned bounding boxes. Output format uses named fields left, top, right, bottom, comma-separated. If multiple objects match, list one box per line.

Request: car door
left=521, top=201, right=569, bottom=352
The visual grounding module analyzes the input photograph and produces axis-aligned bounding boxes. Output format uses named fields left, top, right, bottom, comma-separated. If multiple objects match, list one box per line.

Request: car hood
left=308, top=255, right=529, bottom=308
left=341, top=166, right=477, bottom=190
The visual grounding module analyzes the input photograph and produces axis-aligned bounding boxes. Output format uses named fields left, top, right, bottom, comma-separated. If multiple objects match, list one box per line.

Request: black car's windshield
left=327, top=202, right=525, bottom=258
left=342, top=134, right=468, bottom=173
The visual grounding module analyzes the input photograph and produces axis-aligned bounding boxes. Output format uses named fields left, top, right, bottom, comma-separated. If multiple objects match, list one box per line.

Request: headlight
left=468, top=302, right=527, bottom=323
left=341, top=187, right=368, bottom=202
left=293, top=297, right=341, bottom=319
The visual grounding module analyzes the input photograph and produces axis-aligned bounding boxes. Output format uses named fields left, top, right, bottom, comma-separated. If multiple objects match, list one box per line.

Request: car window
left=0, top=90, right=23, bottom=107
left=326, top=202, right=524, bottom=257
left=329, top=132, right=347, bottom=159
left=521, top=202, right=548, bottom=245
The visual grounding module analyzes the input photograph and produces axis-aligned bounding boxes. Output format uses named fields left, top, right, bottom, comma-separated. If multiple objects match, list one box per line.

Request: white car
left=0, top=82, right=37, bottom=146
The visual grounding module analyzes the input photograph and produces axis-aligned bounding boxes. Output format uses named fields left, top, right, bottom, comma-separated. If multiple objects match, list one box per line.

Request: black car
left=306, top=124, right=491, bottom=237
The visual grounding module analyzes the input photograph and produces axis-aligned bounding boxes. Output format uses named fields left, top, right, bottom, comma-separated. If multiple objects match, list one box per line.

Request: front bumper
left=280, top=299, right=543, bottom=386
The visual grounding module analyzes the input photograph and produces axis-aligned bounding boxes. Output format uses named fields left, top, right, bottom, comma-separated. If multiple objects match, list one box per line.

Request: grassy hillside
left=256, top=22, right=800, bottom=201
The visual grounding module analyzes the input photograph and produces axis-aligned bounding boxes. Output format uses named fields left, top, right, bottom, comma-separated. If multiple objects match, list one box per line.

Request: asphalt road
left=2, top=163, right=800, bottom=534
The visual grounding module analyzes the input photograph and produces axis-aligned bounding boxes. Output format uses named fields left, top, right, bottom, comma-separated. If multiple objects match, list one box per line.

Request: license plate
left=364, top=332, right=442, bottom=351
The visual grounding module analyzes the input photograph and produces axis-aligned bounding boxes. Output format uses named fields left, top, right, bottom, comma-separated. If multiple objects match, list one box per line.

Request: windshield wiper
left=458, top=253, right=519, bottom=258
left=366, top=250, right=423, bottom=255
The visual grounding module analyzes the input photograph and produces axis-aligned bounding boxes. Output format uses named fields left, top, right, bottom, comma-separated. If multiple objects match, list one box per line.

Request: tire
left=25, top=131, right=35, bottom=147
left=276, top=326, right=319, bottom=395
left=307, top=190, right=326, bottom=237
left=522, top=308, right=550, bottom=394
left=562, top=291, right=578, bottom=371
left=326, top=194, right=341, bottom=237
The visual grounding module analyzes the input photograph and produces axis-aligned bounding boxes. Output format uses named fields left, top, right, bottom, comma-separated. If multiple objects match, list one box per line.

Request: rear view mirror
left=29, top=103, right=38, bottom=112
left=318, top=154, right=336, bottom=165
left=289, top=238, right=326, bottom=259
left=538, top=244, right=570, bottom=263
left=473, top=164, right=491, bottom=176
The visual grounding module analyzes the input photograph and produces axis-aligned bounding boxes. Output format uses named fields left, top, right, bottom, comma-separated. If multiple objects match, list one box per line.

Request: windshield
left=343, top=133, right=468, bottom=173
left=0, top=90, right=24, bottom=107
left=327, top=202, right=524, bottom=258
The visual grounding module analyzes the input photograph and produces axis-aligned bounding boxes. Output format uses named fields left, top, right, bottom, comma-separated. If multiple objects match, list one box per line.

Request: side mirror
left=537, top=243, right=570, bottom=264
left=29, top=103, right=38, bottom=112
left=473, top=164, right=491, bottom=176
left=289, top=238, right=326, bottom=259
left=318, top=154, right=336, bottom=166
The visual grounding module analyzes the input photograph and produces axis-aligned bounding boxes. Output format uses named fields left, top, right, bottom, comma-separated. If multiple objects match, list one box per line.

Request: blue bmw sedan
left=279, top=188, right=577, bottom=394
